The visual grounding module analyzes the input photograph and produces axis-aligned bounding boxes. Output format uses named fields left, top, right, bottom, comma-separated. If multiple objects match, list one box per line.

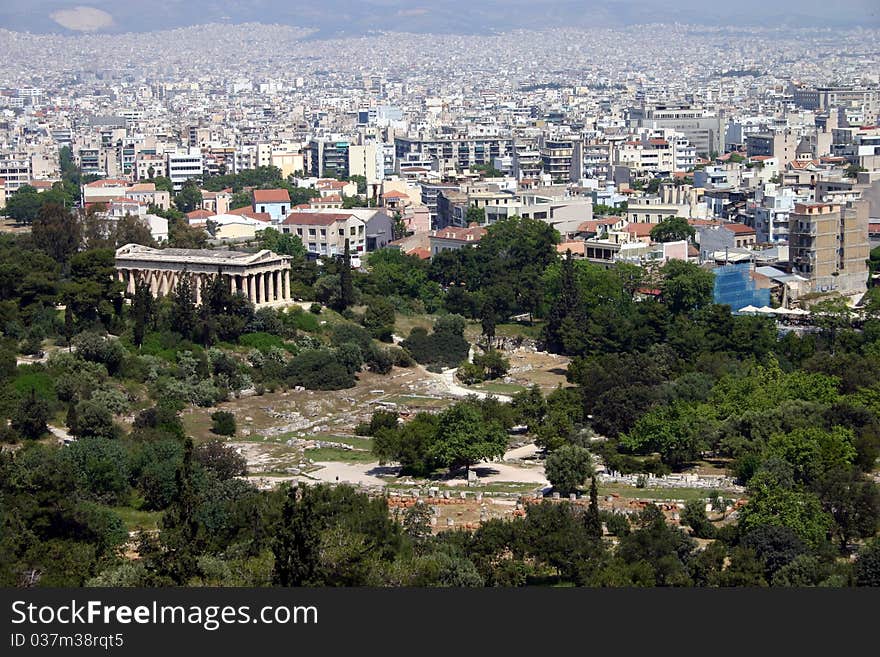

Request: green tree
left=466, top=206, right=486, bottom=225
left=74, top=400, right=117, bottom=440
left=131, top=278, right=153, bottom=348
left=429, top=403, right=509, bottom=474
left=272, top=485, right=322, bottom=586
left=194, top=439, right=247, bottom=480
left=660, top=260, right=715, bottom=315
left=543, top=250, right=581, bottom=353
left=31, top=203, right=81, bottom=264
left=210, top=410, right=237, bottom=436
left=2, top=185, right=43, bottom=223
left=739, top=473, right=833, bottom=549
left=681, top=499, right=716, bottom=538
left=174, top=180, right=203, bottom=213
left=649, top=216, right=695, bottom=243
left=472, top=349, right=509, bottom=380
left=545, top=445, right=594, bottom=495
left=585, top=476, right=602, bottom=538
left=169, top=271, right=197, bottom=340
left=363, top=297, right=396, bottom=341
left=12, top=389, right=50, bottom=439
left=336, top=239, right=355, bottom=312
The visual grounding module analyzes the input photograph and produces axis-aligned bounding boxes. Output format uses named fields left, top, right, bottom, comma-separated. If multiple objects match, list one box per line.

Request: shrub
left=91, top=385, right=130, bottom=416
left=238, top=332, right=286, bottom=353
left=309, top=303, right=322, bottom=315
left=72, top=332, right=126, bottom=375
left=456, top=361, right=485, bottom=385
left=365, top=344, right=393, bottom=374
left=473, top=349, right=510, bottom=380
left=400, top=319, right=470, bottom=368
left=210, top=410, right=237, bottom=436
left=195, top=439, right=247, bottom=479
left=11, top=390, right=50, bottom=439
left=388, top=346, right=414, bottom=367
left=330, top=322, right=372, bottom=352
left=283, top=349, right=355, bottom=390
left=75, top=399, right=118, bottom=440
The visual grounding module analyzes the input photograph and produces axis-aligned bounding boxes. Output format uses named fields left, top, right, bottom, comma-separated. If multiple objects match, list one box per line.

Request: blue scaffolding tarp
left=713, top=262, right=770, bottom=312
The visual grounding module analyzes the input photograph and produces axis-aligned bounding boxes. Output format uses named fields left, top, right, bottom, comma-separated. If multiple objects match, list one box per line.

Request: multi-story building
left=394, top=136, right=513, bottom=173
left=789, top=201, right=869, bottom=297
left=281, top=211, right=366, bottom=257
left=0, top=157, right=31, bottom=192
left=308, top=138, right=350, bottom=178
left=166, top=148, right=203, bottom=190
left=539, top=137, right=579, bottom=183
left=627, top=104, right=723, bottom=157
left=252, top=189, right=292, bottom=223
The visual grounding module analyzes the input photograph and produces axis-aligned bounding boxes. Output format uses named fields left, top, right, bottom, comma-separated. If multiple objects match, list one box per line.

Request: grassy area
left=394, top=314, right=434, bottom=338
left=317, top=435, right=373, bottom=450
left=599, top=483, right=741, bottom=502
left=104, top=505, right=163, bottom=531
left=306, top=446, right=376, bottom=463
left=469, top=382, right=527, bottom=395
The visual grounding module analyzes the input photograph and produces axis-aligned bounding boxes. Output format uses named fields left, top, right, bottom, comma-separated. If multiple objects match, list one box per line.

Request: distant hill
left=0, top=0, right=876, bottom=35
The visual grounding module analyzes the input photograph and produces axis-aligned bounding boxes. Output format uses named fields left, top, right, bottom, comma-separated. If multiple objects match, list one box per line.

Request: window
left=308, top=228, right=316, bottom=236
left=320, top=229, right=326, bottom=236
left=358, top=226, right=364, bottom=234
left=281, top=206, right=287, bottom=215
left=350, top=226, right=356, bottom=235
left=297, top=228, right=303, bottom=236
left=339, top=229, right=344, bottom=236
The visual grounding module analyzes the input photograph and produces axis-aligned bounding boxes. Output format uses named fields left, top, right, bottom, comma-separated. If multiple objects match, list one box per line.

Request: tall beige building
left=789, top=201, right=869, bottom=297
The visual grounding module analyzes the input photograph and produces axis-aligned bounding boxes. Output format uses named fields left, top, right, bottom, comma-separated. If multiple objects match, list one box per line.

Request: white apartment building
left=166, top=148, right=203, bottom=190
left=0, top=157, right=31, bottom=192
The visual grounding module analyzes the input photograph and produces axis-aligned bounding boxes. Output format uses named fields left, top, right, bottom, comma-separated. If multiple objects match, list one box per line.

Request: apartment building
left=394, top=135, right=513, bottom=173
left=0, top=157, right=31, bottom=192
left=789, top=201, right=869, bottom=296
left=627, top=104, right=722, bottom=156
left=308, top=138, right=350, bottom=178
left=281, top=211, right=366, bottom=257
left=166, top=148, right=203, bottom=190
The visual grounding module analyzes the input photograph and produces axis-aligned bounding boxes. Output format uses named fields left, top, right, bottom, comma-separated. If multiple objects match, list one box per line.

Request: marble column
left=127, top=270, right=136, bottom=295
left=194, top=274, right=202, bottom=306
left=268, top=269, right=276, bottom=303
left=247, top=274, right=255, bottom=304
left=262, top=271, right=269, bottom=305
left=149, top=271, right=159, bottom=296
left=284, top=269, right=291, bottom=300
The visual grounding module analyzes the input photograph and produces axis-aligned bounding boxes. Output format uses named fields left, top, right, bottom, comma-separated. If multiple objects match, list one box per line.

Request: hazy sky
left=1, top=1, right=877, bottom=34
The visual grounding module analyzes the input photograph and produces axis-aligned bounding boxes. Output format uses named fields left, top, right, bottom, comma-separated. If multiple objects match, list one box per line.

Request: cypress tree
left=543, top=249, right=579, bottom=354
left=63, top=304, right=75, bottom=351
left=272, top=485, right=322, bottom=586
left=169, top=268, right=196, bottom=340
left=337, top=238, right=355, bottom=311
left=132, top=278, right=153, bottom=348
left=585, top=475, right=602, bottom=539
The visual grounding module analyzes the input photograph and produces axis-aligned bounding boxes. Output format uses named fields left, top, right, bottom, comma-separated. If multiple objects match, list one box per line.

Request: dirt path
left=47, top=424, right=73, bottom=443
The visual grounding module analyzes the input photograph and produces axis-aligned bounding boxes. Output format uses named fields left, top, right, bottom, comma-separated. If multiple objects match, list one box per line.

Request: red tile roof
left=723, top=223, right=756, bottom=235
left=253, top=189, right=291, bottom=203
left=228, top=206, right=271, bottom=222
left=187, top=209, right=212, bottom=219
left=623, top=222, right=654, bottom=237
